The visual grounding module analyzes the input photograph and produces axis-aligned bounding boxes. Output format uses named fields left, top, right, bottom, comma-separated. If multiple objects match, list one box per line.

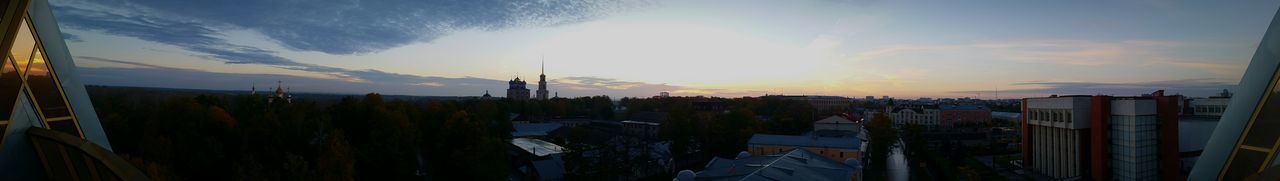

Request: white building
left=1189, top=97, right=1229, bottom=117
left=887, top=105, right=940, bottom=129
left=1024, top=96, right=1093, bottom=180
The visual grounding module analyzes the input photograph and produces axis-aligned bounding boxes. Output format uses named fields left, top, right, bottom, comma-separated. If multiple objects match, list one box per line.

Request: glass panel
left=0, top=57, right=21, bottom=119
left=1224, top=149, right=1268, bottom=180
left=48, top=119, right=80, bottom=137
left=0, top=120, right=7, bottom=140
left=10, top=19, right=34, bottom=76
left=26, top=49, right=72, bottom=119
left=1242, top=80, right=1280, bottom=147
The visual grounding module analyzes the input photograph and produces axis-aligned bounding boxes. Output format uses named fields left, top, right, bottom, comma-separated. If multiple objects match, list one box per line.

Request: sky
left=47, top=0, right=1280, bottom=99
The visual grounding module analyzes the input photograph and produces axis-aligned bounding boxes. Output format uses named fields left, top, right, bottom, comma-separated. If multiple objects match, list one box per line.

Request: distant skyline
left=49, top=0, right=1277, bottom=99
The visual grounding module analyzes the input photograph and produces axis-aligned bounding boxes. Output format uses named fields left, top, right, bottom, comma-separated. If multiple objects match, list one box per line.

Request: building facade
left=888, top=105, right=940, bottom=129
left=1188, top=97, right=1230, bottom=117
left=621, top=120, right=660, bottom=139
left=1021, top=94, right=1180, bottom=180
left=747, top=134, right=861, bottom=162
left=507, top=77, right=530, bottom=100
left=940, top=104, right=992, bottom=127
left=813, top=115, right=859, bottom=132
left=767, top=95, right=851, bottom=111
left=0, top=0, right=146, bottom=179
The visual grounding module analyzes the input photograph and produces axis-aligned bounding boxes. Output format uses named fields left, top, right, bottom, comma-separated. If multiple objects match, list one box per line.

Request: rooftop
left=940, top=104, right=989, bottom=111
left=512, top=123, right=563, bottom=138
left=511, top=138, right=565, bottom=157
left=696, top=149, right=856, bottom=181
left=748, top=134, right=860, bottom=150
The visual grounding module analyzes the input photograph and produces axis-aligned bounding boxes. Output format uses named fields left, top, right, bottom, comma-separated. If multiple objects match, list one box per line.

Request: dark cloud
left=49, top=0, right=644, bottom=87
left=949, top=78, right=1237, bottom=98
left=53, top=0, right=644, bottom=55
left=61, top=32, right=81, bottom=42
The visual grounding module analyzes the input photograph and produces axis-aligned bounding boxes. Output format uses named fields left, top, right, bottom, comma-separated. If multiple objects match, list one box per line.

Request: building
left=481, top=90, right=494, bottom=99
left=507, top=77, right=530, bottom=101
left=512, top=122, right=564, bottom=138
left=887, top=105, right=940, bottom=129
left=0, top=0, right=147, bottom=179
left=747, top=134, right=861, bottom=162
left=1189, top=9, right=1280, bottom=180
left=940, top=104, right=992, bottom=128
left=621, top=120, right=660, bottom=138
left=1188, top=97, right=1229, bottom=117
left=813, top=115, right=859, bottom=132
left=659, top=91, right=670, bottom=98
left=1187, top=90, right=1231, bottom=118
left=1021, top=93, right=1180, bottom=180
left=623, top=111, right=667, bottom=139
left=267, top=80, right=292, bottom=104
left=510, top=138, right=566, bottom=181
left=765, top=95, right=851, bottom=111
left=689, top=149, right=861, bottom=181
left=536, top=61, right=550, bottom=101
left=865, top=96, right=874, bottom=101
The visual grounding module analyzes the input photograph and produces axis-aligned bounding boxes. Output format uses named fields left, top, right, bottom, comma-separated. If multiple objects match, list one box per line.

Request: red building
left=940, top=104, right=992, bottom=127
left=1021, top=92, right=1180, bottom=180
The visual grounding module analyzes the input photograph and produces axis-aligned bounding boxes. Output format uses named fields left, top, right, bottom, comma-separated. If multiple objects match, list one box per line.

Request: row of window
left=1193, top=105, right=1227, bottom=114
left=1028, top=109, right=1073, bottom=123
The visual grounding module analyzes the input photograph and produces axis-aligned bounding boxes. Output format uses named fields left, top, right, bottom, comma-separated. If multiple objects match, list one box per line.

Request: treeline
left=619, top=96, right=823, bottom=159
left=87, top=87, right=616, bottom=181
left=87, top=87, right=839, bottom=180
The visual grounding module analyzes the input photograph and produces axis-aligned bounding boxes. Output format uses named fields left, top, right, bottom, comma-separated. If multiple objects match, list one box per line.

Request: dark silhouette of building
left=536, top=60, right=549, bottom=100
left=507, top=77, right=530, bottom=101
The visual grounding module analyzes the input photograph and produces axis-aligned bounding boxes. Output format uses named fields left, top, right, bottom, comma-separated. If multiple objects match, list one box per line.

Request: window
left=0, top=57, right=18, bottom=138
left=3, top=17, right=82, bottom=138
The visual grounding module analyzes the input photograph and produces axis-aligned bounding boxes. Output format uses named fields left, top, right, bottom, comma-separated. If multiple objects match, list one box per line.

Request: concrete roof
left=512, top=138, right=565, bottom=157
left=813, top=115, right=854, bottom=124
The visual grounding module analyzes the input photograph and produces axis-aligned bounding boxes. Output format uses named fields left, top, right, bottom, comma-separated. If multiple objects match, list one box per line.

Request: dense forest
left=86, top=87, right=827, bottom=180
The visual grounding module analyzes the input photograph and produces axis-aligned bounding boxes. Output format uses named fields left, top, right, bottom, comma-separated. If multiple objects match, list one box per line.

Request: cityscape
left=2, top=0, right=1280, bottom=181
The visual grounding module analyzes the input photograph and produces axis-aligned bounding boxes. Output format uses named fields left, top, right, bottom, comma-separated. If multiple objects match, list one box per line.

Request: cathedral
left=252, top=81, right=292, bottom=104
left=506, top=77, right=529, bottom=100
left=505, top=60, right=552, bottom=101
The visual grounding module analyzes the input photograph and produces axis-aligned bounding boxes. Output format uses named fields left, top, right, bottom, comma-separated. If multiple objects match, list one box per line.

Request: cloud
left=61, top=32, right=82, bottom=42
left=851, top=39, right=1247, bottom=76
left=548, top=76, right=767, bottom=97
left=48, top=0, right=647, bottom=89
left=76, top=57, right=729, bottom=98
left=949, top=78, right=1236, bottom=98
left=52, top=0, right=646, bottom=55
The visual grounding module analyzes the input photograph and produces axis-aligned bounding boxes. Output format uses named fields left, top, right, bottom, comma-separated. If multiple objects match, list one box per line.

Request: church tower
left=536, top=59, right=550, bottom=100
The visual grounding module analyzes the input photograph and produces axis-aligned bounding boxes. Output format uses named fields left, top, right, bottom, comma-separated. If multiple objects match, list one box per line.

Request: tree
left=704, top=108, right=760, bottom=157
left=660, top=108, right=697, bottom=159
left=866, top=113, right=898, bottom=180
left=903, top=124, right=927, bottom=159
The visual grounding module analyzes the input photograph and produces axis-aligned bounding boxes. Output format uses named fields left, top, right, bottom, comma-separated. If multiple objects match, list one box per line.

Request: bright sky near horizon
left=49, top=0, right=1280, bottom=99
